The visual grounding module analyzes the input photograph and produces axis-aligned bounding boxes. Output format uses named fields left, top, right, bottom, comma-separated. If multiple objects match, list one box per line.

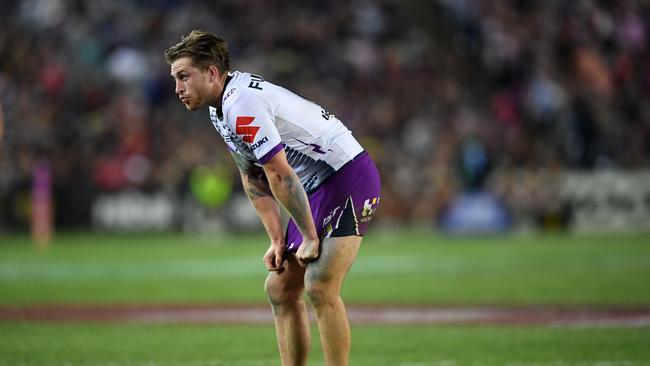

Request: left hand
left=263, top=241, right=286, bottom=272
left=295, top=236, right=320, bottom=267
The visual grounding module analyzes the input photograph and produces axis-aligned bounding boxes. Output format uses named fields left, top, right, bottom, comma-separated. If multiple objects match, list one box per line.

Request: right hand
left=295, top=236, right=320, bottom=267
left=263, top=241, right=286, bottom=272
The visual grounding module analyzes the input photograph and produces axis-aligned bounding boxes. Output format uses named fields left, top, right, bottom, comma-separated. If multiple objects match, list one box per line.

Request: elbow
left=262, top=164, right=287, bottom=186
left=265, top=170, right=284, bottom=188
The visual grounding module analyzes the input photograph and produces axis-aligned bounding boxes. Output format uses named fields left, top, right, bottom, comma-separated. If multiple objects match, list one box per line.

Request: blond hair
left=164, top=30, right=230, bottom=72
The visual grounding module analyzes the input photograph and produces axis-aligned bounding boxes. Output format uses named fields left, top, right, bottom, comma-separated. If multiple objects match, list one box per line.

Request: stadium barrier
left=562, top=171, right=650, bottom=232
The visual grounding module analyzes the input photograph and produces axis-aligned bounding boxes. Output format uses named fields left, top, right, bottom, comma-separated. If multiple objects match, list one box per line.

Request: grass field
left=1, top=230, right=650, bottom=365
left=1, top=230, right=649, bottom=305
left=2, top=323, right=650, bottom=366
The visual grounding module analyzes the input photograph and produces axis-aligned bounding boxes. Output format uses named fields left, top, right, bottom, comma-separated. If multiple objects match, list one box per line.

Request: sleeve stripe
left=258, top=143, right=284, bottom=164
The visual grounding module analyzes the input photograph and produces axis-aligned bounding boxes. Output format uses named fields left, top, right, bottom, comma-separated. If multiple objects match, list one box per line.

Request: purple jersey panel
left=285, top=151, right=381, bottom=253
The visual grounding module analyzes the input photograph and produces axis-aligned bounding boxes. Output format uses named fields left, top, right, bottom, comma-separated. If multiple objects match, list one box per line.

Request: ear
left=207, top=65, right=221, bottom=82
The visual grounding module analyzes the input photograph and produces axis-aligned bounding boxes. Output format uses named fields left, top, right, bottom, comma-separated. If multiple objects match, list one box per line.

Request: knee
left=264, top=276, right=303, bottom=308
left=305, top=281, right=338, bottom=309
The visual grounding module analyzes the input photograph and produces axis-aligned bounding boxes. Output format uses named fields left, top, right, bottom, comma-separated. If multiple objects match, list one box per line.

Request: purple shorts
left=285, top=151, right=381, bottom=253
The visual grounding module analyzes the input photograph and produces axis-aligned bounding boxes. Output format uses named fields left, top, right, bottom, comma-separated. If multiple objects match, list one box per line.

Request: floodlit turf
left=1, top=231, right=650, bottom=365
left=0, top=230, right=649, bottom=305
left=1, top=323, right=650, bottom=366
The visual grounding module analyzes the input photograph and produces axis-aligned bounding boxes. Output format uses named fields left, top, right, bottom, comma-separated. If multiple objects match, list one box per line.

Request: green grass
left=1, top=323, right=650, bottom=365
left=1, top=230, right=649, bottom=305
left=1, top=231, right=650, bottom=365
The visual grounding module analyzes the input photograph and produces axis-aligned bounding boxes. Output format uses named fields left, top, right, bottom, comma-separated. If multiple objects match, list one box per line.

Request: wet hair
left=164, top=30, right=230, bottom=72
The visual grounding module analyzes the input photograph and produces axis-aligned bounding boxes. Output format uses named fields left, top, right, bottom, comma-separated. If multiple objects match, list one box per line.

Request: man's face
left=170, top=57, right=212, bottom=111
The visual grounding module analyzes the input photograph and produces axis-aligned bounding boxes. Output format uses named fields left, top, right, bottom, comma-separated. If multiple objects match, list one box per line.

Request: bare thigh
left=305, top=235, right=362, bottom=288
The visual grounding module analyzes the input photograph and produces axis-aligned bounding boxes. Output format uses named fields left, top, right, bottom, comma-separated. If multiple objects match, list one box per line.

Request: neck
left=213, top=73, right=232, bottom=116
left=210, top=76, right=227, bottom=108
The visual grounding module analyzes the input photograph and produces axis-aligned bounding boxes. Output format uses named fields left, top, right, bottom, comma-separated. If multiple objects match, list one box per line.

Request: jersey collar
left=215, top=73, right=234, bottom=119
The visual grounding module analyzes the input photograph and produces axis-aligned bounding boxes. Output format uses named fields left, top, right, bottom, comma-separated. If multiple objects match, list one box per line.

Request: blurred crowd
left=1, top=0, right=649, bottom=231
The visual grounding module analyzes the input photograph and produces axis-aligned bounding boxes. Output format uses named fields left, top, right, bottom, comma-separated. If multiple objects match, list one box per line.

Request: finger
left=267, top=262, right=285, bottom=273
left=263, top=254, right=276, bottom=271
left=275, top=250, right=284, bottom=269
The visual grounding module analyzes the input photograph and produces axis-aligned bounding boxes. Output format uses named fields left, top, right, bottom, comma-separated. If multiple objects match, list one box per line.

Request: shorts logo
left=236, top=116, right=259, bottom=143
left=322, top=206, right=342, bottom=237
left=323, top=206, right=340, bottom=229
left=361, top=197, right=380, bottom=223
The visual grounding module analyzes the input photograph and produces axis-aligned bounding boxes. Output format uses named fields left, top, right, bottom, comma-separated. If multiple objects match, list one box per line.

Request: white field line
left=551, top=315, right=650, bottom=328
left=112, top=306, right=650, bottom=328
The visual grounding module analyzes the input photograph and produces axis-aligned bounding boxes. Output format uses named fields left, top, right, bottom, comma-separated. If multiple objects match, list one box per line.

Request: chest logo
left=235, top=116, right=259, bottom=143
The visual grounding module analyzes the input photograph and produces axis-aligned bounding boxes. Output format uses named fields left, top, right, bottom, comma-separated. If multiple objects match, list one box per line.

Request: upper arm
left=261, top=149, right=294, bottom=180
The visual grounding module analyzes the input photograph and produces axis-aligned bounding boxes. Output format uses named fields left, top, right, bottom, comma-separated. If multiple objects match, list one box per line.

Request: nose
left=175, top=80, right=184, bottom=95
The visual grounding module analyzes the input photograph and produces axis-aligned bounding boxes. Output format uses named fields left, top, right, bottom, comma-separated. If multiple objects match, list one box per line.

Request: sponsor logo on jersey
left=323, top=206, right=341, bottom=237
left=224, top=88, right=236, bottom=102
left=248, top=74, right=265, bottom=90
left=361, top=197, right=380, bottom=223
left=323, top=206, right=341, bottom=228
left=250, top=136, right=269, bottom=150
left=294, top=137, right=329, bottom=154
left=235, top=116, right=259, bottom=143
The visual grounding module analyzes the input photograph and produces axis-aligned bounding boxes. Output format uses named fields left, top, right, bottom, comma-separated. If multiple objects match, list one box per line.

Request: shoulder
left=224, top=74, right=273, bottom=116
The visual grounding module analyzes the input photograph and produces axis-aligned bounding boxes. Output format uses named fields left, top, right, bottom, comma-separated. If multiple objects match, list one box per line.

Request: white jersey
left=209, top=71, right=363, bottom=193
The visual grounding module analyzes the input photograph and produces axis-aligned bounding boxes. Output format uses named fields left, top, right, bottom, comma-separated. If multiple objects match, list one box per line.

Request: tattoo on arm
left=231, top=152, right=273, bottom=201
left=260, top=158, right=316, bottom=239
left=231, top=152, right=253, bottom=174
left=279, top=173, right=312, bottom=232
left=245, top=177, right=273, bottom=201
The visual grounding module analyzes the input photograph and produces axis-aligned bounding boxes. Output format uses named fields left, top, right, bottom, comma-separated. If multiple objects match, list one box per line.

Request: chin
left=181, top=95, right=206, bottom=111
left=185, top=102, right=201, bottom=111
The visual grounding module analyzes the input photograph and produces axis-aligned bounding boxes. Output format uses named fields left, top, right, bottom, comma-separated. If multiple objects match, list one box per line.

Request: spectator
left=1, top=0, right=648, bottom=231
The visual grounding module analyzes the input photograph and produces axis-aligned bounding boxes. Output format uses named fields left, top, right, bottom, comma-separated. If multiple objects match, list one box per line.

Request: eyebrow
left=170, top=69, right=187, bottom=79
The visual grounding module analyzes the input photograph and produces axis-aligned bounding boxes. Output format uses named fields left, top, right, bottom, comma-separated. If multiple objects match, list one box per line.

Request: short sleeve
left=228, top=91, right=283, bottom=164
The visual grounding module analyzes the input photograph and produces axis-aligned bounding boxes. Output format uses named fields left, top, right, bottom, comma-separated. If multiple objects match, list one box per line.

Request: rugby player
left=165, top=30, right=381, bottom=366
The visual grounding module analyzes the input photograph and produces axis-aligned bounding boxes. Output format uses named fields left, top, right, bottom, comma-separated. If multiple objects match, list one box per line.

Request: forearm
left=265, top=170, right=318, bottom=240
left=242, top=174, right=285, bottom=243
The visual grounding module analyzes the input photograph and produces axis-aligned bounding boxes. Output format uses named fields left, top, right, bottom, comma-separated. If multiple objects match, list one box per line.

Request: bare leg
left=265, top=255, right=309, bottom=366
left=305, top=235, right=362, bottom=366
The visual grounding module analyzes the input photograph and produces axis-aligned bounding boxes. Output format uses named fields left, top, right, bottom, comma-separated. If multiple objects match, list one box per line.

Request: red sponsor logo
left=235, top=116, right=259, bottom=143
